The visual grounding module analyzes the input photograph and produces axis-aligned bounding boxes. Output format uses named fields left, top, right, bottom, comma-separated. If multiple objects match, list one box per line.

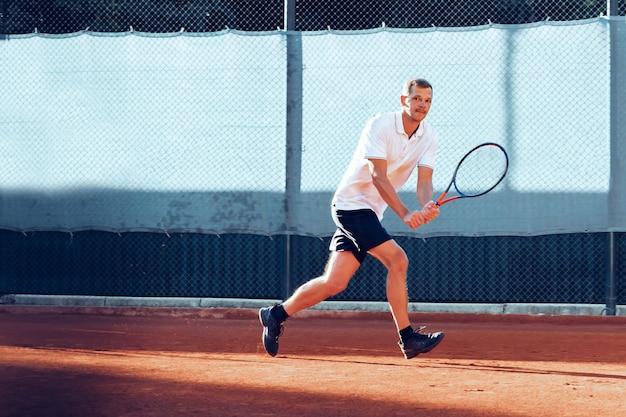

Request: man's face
left=401, top=86, right=432, bottom=123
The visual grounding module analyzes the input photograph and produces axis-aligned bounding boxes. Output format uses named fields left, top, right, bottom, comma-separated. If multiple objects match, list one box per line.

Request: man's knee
left=387, top=250, right=409, bottom=275
left=322, top=275, right=350, bottom=296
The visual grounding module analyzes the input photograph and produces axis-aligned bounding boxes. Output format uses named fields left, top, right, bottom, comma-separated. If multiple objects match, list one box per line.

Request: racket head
left=437, top=142, right=508, bottom=206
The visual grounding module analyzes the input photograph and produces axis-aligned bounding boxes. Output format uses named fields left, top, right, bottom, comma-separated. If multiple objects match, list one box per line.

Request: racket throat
left=435, top=192, right=447, bottom=206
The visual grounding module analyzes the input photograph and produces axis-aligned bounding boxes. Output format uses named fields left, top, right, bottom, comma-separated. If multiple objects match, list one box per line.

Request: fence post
left=607, top=0, right=624, bottom=316
left=607, top=232, right=617, bottom=315
left=0, top=0, right=7, bottom=40
left=283, top=0, right=303, bottom=300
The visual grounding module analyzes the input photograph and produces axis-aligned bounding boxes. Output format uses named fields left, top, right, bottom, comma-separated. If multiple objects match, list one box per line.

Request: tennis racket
left=435, top=142, right=509, bottom=207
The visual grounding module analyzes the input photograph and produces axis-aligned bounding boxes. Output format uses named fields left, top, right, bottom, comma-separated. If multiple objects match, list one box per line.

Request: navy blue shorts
left=329, top=208, right=393, bottom=264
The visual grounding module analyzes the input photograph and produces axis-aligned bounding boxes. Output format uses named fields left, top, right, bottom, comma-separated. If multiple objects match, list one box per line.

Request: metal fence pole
left=283, top=0, right=303, bottom=300
left=0, top=0, right=7, bottom=40
left=607, top=0, right=623, bottom=316
left=607, top=232, right=617, bottom=315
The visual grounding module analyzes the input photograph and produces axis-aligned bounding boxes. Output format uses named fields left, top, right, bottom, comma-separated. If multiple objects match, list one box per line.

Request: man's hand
left=420, top=200, right=440, bottom=222
left=403, top=210, right=426, bottom=229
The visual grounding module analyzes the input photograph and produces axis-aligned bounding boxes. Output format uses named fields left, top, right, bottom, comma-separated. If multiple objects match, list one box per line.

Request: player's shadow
left=428, top=360, right=626, bottom=380
left=280, top=355, right=626, bottom=381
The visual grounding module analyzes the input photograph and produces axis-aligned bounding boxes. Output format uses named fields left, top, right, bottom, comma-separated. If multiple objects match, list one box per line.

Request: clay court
left=1, top=305, right=625, bottom=417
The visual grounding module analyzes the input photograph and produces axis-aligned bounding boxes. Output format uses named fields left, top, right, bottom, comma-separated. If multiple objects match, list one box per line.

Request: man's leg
left=369, top=239, right=445, bottom=359
left=368, top=239, right=410, bottom=330
left=259, top=251, right=360, bottom=356
left=282, top=251, right=360, bottom=315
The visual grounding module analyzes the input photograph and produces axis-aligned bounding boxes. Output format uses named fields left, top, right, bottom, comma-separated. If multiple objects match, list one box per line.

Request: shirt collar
left=395, top=111, right=424, bottom=139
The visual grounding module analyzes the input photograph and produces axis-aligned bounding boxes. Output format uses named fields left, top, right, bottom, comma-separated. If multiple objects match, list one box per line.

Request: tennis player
left=260, top=78, right=444, bottom=359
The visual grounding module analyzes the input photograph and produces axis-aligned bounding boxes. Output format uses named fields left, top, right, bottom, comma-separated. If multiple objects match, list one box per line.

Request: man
left=260, top=78, right=444, bottom=359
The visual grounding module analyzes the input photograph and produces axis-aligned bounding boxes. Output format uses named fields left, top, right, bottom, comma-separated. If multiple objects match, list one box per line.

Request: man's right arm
left=367, top=158, right=425, bottom=229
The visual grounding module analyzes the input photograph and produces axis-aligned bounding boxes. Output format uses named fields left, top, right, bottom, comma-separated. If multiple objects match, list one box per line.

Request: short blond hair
left=402, top=78, right=433, bottom=96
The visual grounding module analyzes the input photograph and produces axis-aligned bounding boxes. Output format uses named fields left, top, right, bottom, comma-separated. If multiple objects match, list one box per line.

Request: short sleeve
left=361, top=115, right=389, bottom=159
left=418, top=129, right=439, bottom=169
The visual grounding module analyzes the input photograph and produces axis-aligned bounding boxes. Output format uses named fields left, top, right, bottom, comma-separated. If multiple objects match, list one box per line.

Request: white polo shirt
left=332, top=111, right=439, bottom=220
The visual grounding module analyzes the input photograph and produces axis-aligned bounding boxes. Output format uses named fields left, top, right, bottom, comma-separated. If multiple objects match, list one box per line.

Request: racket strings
left=453, top=147, right=507, bottom=196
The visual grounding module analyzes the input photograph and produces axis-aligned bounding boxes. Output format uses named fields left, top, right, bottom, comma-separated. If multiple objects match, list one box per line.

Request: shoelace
left=411, top=326, right=433, bottom=341
left=400, top=326, right=429, bottom=345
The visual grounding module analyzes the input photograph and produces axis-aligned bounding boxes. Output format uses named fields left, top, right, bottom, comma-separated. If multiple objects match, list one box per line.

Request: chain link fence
left=0, top=230, right=616, bottom=305
left=1, top=0, right=625, bottom=310
left=2, top=0, right=624, bottom=34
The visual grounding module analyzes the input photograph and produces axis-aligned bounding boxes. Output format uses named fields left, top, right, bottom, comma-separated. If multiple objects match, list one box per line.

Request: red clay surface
left=1, top=305, right=625, bottom=417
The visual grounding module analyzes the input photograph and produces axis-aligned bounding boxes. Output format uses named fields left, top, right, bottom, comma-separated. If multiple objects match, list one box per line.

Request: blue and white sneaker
left=259, top=307, right=284, bottom=357
left=398, top=327, right=444, bottom=359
